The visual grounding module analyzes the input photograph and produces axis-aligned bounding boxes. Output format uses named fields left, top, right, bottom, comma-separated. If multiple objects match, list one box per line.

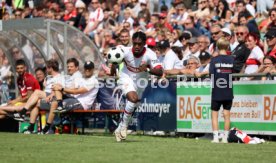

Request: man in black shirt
left=232, top=25, right=251, bottom=73
left=209, top=37, right=234, bottom=143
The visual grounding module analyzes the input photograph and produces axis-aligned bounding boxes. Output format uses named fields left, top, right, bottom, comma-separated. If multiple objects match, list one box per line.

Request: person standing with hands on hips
left=209, top=37, right=234, bottom=143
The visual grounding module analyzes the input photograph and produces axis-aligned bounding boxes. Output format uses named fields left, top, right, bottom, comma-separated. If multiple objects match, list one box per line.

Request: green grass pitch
left=0, top=132, right=275, bottom=163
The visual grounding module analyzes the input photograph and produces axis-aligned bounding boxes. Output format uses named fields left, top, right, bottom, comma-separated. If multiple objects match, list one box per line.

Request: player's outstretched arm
left=110, top=64, right=117, bottom=76
left=138, top=64, right=163, bottom=77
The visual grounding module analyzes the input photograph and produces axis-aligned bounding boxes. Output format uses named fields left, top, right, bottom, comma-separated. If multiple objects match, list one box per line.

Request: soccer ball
left=107, top=47, right=125, bottom=64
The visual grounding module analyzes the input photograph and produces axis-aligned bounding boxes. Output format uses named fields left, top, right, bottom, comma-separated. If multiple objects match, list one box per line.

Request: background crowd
left=0, top=0, right=276, bottom=82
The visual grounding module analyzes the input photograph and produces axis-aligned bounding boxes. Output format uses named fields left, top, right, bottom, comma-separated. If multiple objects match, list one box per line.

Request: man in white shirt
left=52, top=61, right=99, bottom=112
left=161, top=40, right=184, bottom=75
left=40, top=61, right=98, bottom=134
left=56, top=58, right=82, bottom=111
left=35, top=58, right=82, bottom=134
left=183, top=37, right=200, bottom=66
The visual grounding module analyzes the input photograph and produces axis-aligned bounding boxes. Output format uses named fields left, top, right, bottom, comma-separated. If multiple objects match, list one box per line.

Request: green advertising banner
left=177, top=81, right=276, bottom=135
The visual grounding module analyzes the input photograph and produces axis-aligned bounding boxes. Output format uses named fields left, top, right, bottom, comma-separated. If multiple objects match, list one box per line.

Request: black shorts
left=211, top=100, right=233, bottom=111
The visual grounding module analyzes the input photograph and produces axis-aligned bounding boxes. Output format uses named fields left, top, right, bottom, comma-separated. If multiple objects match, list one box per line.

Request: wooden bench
left=38, top=109, right=123, bottom=134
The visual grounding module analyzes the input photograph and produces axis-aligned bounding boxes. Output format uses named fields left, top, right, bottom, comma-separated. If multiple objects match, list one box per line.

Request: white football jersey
left=120, top=47, right=162, bottom=80
left=64, top=71, right=83, bottom=89
left=75, top=75, right=99, bottom=110
left=44, top=74, right=65, bottom=94
left=87, top=8, right=104, bottom=29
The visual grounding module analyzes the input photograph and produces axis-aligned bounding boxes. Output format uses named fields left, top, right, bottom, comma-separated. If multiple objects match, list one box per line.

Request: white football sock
left=120, top=101, right=137, bottom=128
left=213, top=130, right=219, bottom=140
left=224, top=130, right=229, bottom=139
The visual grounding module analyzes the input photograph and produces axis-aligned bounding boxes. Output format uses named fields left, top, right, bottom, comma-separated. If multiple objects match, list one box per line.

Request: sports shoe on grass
left=13, top=113, right=25, bottom=122
left=221, top=137, right=228, bottom=143
left=211, top=138, right=220, bottom=143
left=23, top=129, right=34, bottom=134
left=38, top=129, right=54, bottom=135
left=120, top=127, right=127, bottom=140
left=114, top=128, right=123, bottom=142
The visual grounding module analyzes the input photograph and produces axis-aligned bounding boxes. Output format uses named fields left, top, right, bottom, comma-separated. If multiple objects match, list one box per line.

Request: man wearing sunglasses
left=232, top=25, right=251, bottom=73
left=208, top=25, right=222, bottom=56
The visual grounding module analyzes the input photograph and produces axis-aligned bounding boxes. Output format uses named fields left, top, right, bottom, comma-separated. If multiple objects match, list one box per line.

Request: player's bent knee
left=128, top=96, right=139, bottom=103
left=126, top=92, right=139, bottom=103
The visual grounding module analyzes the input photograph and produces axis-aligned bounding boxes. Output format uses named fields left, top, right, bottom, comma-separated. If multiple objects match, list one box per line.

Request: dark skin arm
left=139, top=64, right=163, bottom=77
left=110, top=64, right=117, bottom=76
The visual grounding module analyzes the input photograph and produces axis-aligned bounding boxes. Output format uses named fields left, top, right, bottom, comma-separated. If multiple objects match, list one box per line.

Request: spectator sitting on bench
left=21, top=58, right=83, bottom=134
left=52, top=61, right=99, bottom=113
left=54, top=57, right=83, bottom=112
left=12, top=59, right=64, bottom=134
left=38, top=61, right=98, bottom=134
left=0, top=59, right=40, bottom=119
left=35, top=67, right=47, bottom=91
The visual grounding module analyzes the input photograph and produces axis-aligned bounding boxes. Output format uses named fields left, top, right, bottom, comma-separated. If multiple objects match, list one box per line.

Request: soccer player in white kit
left=113, top=31, right=163, bottom=142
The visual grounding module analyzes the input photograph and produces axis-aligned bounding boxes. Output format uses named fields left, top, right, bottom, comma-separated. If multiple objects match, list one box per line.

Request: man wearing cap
left=161, top=40, right=184, bottom=75
left=221, top=28, right=239, bottom=52
left=39, top=61, right=99, bottom=134
left=52, top=61, right=99, bottom=112
left=146, top=37, right=157, bottom=50
left=184, top=37, right=200, bottom=66
left=210, top=16, right=220, bottom=26
left=159, top=12, right=174, bottom=32
left=179, top=31, right=192, bottom=60
left=265, top=28, right=276, bottom=59
left=196, top=35, right=211, bottom=74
